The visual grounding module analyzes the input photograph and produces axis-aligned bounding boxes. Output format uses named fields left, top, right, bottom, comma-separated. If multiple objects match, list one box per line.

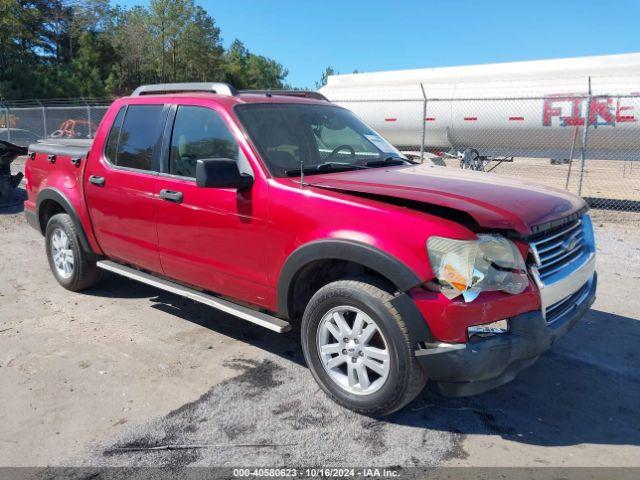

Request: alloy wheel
left=316, top=306, right=391, bottom=395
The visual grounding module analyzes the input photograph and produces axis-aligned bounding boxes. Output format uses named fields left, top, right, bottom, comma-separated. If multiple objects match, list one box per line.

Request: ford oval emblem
left=561, top=234, right=580, bottom=252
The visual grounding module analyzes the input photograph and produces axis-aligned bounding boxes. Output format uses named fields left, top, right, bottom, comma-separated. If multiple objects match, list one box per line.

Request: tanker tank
left=319, top=53, right=640, bottom=162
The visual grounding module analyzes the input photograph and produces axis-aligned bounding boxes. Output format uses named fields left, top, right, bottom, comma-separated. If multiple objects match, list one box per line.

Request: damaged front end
left=412, top=214, right=597, bottom=396
left=426, top=234, right=529, bottom=302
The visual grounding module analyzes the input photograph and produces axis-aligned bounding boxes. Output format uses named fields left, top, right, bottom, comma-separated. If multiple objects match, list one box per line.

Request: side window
left=113, top=105, right=166, bottom=171
left=169, top=106, right=239, bottom=178
left=104, top=106, right=125, bottom=163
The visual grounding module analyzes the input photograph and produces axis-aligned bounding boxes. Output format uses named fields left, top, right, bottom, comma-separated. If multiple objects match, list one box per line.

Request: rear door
left=154, top=103, right=271, bottom=307
left=85, top=103, right=169, bottom=273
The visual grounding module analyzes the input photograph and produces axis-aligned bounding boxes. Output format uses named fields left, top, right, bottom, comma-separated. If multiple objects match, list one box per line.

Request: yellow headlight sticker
left=442, top=263, right=469, bottom=291
left=433, top=241, right=478, bottom=299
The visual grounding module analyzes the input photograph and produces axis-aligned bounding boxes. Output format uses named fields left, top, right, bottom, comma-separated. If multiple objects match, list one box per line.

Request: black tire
left=45, top=213, right=102, bottom=291
left=301, top=276, right=427, bottom=416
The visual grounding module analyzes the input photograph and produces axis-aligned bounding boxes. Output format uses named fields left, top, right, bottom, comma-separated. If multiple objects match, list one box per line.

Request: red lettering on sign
left=589, top=97, right=615, bottom=126
left=543, top=94, right=634, bottom=127
left=562, top=97, right=585, bottom=126
left=543, top=97, right=564, bottom=126
left=616, top=99, right=636, bottom=123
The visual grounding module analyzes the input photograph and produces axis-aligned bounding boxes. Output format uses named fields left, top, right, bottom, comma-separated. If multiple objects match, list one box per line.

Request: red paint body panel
left=24, top=142, right=103, bottom=255
left=78, top=98, right=162, bottom=270
left=409, top=286, right=541, bottom=343
left=25, top=91, right=585, bottom=343
left=152, top=97, right=274, bottom=307
left=155, top=178, right=272, bottom=307
left=304, top=165, right=586, bottom=235
left=261, top=178, right=476, bottom=309
left=85, top=166, right=161, bottom=273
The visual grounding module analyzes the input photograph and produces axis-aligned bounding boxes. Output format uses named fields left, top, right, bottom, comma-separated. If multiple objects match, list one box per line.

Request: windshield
left=235, top=103, right=407, bottom=177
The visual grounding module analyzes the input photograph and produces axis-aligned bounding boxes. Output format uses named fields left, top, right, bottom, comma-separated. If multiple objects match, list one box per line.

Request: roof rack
left=130, top=84, right=329, bottom=102
left=131, top=82, right=238, bottom=97
left=239, top=90, right=328, bottom=101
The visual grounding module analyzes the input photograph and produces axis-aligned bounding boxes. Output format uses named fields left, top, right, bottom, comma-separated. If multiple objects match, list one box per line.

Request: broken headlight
left=427, top=235, right=528, bottom=301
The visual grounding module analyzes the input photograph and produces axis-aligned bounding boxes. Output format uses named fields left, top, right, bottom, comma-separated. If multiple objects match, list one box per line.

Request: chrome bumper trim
left=532, top=252, right=596, bottom=313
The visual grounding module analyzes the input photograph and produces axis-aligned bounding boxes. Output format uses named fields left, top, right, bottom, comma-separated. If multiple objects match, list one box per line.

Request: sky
left=117, top=0, right=640, bottom=88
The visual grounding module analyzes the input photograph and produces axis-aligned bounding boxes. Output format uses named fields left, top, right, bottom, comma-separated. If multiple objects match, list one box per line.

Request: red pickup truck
left=24, top=83, right=596, bottom=415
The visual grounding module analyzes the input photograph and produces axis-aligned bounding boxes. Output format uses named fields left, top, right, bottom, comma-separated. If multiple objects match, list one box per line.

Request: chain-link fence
left=0, top=97, right=113, bottom=146
left=330, top=88, right=640, bottom=216
left=3, top=93, right=639, bottom=216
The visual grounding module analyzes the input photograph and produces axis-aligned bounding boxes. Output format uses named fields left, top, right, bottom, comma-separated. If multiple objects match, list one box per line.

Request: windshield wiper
left=285, top=162, right=369, bottom=177
left=365, top=156, right=412, bottom=167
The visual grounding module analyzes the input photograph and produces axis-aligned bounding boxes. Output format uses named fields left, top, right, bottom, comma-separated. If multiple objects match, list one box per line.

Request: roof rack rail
left=239, top=90, right=329, bottom=101
left=131, top=82, right=238, bottom=97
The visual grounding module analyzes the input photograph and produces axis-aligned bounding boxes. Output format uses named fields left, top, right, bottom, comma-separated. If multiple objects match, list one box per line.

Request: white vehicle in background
left=319, top=53, right=640, bottom=166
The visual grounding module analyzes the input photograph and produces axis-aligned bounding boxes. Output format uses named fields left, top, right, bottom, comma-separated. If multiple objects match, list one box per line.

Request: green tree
left=59, top=31, right=115, bottom=96
left=178, top=6, right=224, bottom=82
left=0, top=0, right=63, bottom=99
left=107, top=6, right=156, bottom=94
left=0, top=0, right=290, bottom=100
left=315, top=66, right=335, bottom=89
left=224, top=39, right=288, bottom=89
left=223, top=39, right=249, bottom=88
left=68, top=0, right=111, bottom=57
left=149, top=0, right=193, bottom=82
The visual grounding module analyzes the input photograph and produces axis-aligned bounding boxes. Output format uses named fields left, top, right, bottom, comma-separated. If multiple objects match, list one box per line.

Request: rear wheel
left=301, top=277, right=427, bottom=416
left=45, top=213, right=102, bottom=291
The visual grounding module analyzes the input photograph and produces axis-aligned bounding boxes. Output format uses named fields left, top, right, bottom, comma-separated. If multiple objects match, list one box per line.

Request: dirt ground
left=1, top=183, right=639, bottom=470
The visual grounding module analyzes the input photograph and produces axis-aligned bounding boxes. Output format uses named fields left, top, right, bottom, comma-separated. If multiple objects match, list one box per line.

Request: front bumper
left=415, top=272, right=597, bottom=396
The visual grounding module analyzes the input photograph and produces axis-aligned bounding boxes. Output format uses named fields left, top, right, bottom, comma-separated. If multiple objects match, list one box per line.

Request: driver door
left=154, top=104, right=271, bottom=307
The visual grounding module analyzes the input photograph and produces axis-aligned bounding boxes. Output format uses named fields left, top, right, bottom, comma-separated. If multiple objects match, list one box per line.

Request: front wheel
left=301, top=277, right=427, bottom=416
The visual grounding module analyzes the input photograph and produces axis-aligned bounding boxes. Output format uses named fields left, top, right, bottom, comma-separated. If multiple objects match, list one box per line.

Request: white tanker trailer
left=319, top=53, right=640, bottom=162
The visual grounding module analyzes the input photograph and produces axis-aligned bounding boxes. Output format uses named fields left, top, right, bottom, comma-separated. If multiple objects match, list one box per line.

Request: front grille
left=527, top=215, right=595, bottom=325
left=529, top=218, right=587, bottom=281
left=545, top=280, right=591, bottom=325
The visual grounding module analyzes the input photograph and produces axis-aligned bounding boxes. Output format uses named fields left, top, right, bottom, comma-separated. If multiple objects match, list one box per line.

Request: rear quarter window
left=104, top=107, right=125, bottom=163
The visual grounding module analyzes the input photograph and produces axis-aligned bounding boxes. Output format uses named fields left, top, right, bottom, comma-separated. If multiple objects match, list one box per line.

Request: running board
left=96, top=260, right=291, bottom=333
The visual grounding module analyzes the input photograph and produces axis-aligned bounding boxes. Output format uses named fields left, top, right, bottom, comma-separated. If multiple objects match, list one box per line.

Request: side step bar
left=96, top=260, right=291, bottom=333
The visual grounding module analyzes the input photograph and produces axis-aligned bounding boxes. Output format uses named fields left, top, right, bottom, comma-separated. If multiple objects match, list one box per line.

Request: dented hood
left=305, top=164, right=586, bottom=235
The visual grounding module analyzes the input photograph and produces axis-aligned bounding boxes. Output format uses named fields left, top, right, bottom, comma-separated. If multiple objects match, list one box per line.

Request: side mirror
left=196, top=158, right=253, bottom=190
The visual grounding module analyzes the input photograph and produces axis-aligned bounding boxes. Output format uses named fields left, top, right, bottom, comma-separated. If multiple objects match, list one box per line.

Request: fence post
left=83, top=98, right=92, bottom=137
left=577, top=77, right=591, bottom=197
left=37, top=100, right=47, bottom=139
left=5, top=106, right=10, bottom=143
left=419, top=83, right=427, bottom=161
left=564, top=125, right=579, bottom=190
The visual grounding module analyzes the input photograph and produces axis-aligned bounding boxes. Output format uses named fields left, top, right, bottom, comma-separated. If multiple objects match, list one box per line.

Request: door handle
left=159, top=189, right=183, bottom=203
left=88, top=175, right=105, bottom=186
